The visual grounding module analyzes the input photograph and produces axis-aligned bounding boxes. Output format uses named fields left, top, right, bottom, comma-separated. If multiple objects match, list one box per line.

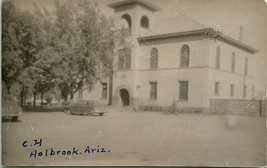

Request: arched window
left=150, top=48, right=158, bottom=69
left=121, top=14, right=132, bottom=33
left=231, top=52, right=235, bottom=72
left=140, top=15, right=149, bottom=29
left=118, top=47, right=131, bottom=70
left=216, top=46, right=220, bottom=68
left=180, top=44, right=190, bottom=67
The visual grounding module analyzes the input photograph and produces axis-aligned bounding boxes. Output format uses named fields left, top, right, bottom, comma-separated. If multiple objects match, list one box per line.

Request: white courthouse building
left=76, top=0, right=259, bottom=113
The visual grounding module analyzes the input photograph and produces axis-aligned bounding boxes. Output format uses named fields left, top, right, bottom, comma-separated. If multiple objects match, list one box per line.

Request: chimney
left=239, top=26, right=243, bottom=42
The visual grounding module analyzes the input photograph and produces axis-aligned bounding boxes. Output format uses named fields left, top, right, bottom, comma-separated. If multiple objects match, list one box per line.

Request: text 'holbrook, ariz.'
left=22, top=138, right=111, bottom=158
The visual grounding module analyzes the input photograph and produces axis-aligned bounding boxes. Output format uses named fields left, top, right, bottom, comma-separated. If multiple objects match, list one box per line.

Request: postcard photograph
left=1, top=0, right=267, bottom=166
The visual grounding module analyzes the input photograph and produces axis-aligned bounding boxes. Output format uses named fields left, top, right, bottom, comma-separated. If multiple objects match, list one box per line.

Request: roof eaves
left=137, top=28, right=258, bottom=54
left=137, top=29, right=207, bottom=41
left=219, top=33, right=258, bottom=54
left=108, top=0, right=161, bottom=12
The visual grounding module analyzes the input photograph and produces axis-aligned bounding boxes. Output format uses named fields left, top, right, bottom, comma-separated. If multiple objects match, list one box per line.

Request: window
left=121, top=14, right=132, bottom=34
left=244, top=57, right=248, bottom=75
left=231, top=52, right=235, bottom=72
left=216, top=46, right=220, bottom=68
left=230, top=84, right=234, bottom=97
left=215, top=82, right=219, bottom=96
left=180, top=45, right=190, bottom=67
left=118, top=52, right=124, bottom=70
left=118, top=48, right=131, bottom=70
left=102, top=83, right=107, bottom=100
left=243, top=85, right=247, bottom=98
left=150, top=82, right=157, bottom=100
left=125, top=50, right=131, bottom=69
left=78, top=81, right=83, bottom=99
left=140, top=15, right=149, bottom=29
left=150, top=48, right=158, bottom=69
left=78, top=87, right=83, bottom=99
left=179, top=81, right=189, bottom=100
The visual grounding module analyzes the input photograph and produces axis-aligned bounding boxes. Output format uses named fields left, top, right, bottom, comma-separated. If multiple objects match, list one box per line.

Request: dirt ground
left=1, top=110, right=266, bottom=166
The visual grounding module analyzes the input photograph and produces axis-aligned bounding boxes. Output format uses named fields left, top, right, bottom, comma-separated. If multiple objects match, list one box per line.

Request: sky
left=13, top=0, right=267, bottom=93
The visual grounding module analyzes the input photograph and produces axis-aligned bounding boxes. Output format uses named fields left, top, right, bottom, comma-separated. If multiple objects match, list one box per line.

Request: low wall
left=22, top=106, right=65, bottom=112
left=141, top=105, right=206, bottom=113
left=140, top=99, right=266, bottom=117
left=209, top=99, right=266, bottom=117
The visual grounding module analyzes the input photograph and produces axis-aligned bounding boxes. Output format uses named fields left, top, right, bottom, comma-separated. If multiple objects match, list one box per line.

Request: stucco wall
left=136, top=38, right=209, bottom=108
left=138, top=68, right=208, bottom=107
left=207, top=40, right=255, bottom=101
left=208, top=41, right=254, bottom=77
left=138, top=37, right=209, bottom=69
left=74, top=80, right=109, bottom=104
left=207, top=69, right=254, bottom=100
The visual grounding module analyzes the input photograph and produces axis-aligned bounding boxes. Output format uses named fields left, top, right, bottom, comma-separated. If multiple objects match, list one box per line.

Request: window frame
left=216, top=46, right=220, bottom=69
left=149, top=81, right=157, bottom=100
left=140, top=15, right=149, bottom=29
left=179, top=80, right=189, bottom=101
left=231, top=52, right=235, bottom=72
left=180, top=44, right=190, bottom=67
left=118, top=49, right=125, bottom=70
left=215, top=81, right=220, bottom=96
left=150, top=47, right=158, bottom=69
left=117, top=48, right=131, bottom=70
left=121, top=14, right=132, bottom=34
left=101, top=83, right=108, bottom=100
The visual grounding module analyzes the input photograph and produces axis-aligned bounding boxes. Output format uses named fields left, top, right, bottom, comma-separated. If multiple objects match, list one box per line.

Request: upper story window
left=140, top=15, right=149, bottom=29
left=118, top=48, right=131, bottom=70
left=244, top=57, right=248, bottom=75
left=150, top=47, right=158, bottom=69
left=121, top=14, right=132, bottom=34
left=180, top=44, right=190, bottom=67
left=216, top=46, right=220, bottom=69
left=231, top=52, right=235, bottom=72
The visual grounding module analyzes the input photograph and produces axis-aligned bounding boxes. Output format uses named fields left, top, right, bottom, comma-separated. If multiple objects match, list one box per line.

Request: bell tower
left=108, top=0, right=160, bottom=110
left=108, top=0, right=161, bottom=36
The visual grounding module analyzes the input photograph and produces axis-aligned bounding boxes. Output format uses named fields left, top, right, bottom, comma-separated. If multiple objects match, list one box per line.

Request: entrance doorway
left=120, top=89, right=130, bottom=106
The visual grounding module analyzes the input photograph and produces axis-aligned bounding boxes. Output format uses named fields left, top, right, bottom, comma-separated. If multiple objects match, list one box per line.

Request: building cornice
left=108, top=0, right=161, bottom=12
left=114, top=66, right=253, bottom=78
left=137, top=28, right=258, bottom=54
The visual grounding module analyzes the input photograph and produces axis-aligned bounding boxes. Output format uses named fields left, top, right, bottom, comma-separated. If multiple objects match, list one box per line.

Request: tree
left=2, top=0, right=126, bottom=104
left=3, top=0, right=56, bottom=105
left=44, top=0, right=122, bottom=101
left=2, top=0, right=23, bottom=94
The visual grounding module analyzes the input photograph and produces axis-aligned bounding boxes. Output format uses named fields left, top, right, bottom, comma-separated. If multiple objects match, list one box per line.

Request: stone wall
left=260, top=100, right=266, bottom=117
left=141, top=105, right=206, bottom=113
left=140, top=99, right=266, bottom=117
left=209, top=99, right=266, bottom=117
